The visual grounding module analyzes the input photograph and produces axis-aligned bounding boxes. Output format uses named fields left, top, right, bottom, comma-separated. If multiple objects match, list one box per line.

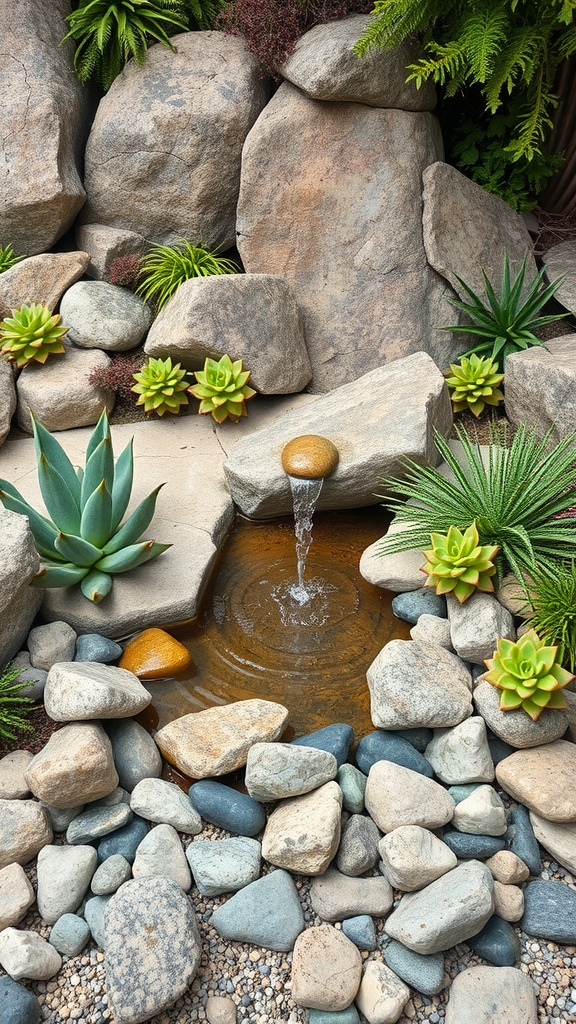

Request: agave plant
left=0, top=304, right=69, bottom=368
left=136, top=240, right=240, bottom=311
left=484, top=629, right=574, bottom=721
left=0, top=244, right=25, bottom=274
left=132, top=356, right=191, bottom=416
left=378, top=422, right=576, bottom=584
left=445, top=353, right=504, bottom=417
left=523, top=560, right=576, bottom=674
left=442, top=253, right=568, bottom=368
left=188, top=354, right=256, bottom=423
left=0, top=663, right=34, bottom=742
left=421, top=522, right=499, bottom=604
left=0, top=410, right=170, bottom=603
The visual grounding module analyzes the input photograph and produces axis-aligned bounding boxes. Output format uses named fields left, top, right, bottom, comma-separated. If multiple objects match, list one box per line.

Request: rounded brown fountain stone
left=281, top=435, right=339, bottom=479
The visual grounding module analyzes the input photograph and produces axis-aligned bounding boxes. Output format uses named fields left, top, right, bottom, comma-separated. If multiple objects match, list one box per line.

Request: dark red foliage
left=105, top=253, right=143, bottom=291
left=216, top=0, right=373, bottom=80
left=88, top=353, right=144, bottom=401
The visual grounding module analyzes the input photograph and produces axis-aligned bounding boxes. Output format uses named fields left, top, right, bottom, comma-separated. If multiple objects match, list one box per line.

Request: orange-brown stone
left=281, top=435, right=339, bottom=479
left=119, top=628, right=192, bottom=680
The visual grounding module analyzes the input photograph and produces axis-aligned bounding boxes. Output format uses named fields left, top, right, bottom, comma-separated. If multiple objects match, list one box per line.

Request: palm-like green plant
left=442, top=253, right=568, bottom=369
left=132, top=356, right=191, bottom=415
left=523, top=560, right=576, bottom=674
left=0, top=664, right=34, bottom=742
left=378, top=422, right=576, bottom=583
left=136, top=240, right=240, bottom=311
left=0, top=410, right=170, bottom=603
left=0, top=244, right=25, bottom=274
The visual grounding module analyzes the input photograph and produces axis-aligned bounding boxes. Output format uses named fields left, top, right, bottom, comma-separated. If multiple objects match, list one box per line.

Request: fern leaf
left=459, top=6, right=509, bottom=84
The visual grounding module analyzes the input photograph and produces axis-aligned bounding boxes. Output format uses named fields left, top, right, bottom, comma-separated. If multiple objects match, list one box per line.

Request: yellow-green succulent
left=421, top=521, right=499, bottom=603
left=132, top=356, right=190, bottom=416
left=484, top=629, right=574, bottom=721
left=0, top=303, right=68, bottom=368
left=188, top=354, right=256, bottom=424
left=445, top=353, right=504, bottom=417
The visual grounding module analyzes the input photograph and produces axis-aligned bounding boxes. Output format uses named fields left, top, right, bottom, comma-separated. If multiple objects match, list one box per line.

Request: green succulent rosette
left=131, top=356, right=190, bottom=416
left=484, top=628, right=574, bottom=721
left=445, top=353, right=504, bottom=417
left=421, top=521, right=499, bottom=604
left=188, top=354, right=256, bottom=424
left=0, top=303, right=68, bottom=367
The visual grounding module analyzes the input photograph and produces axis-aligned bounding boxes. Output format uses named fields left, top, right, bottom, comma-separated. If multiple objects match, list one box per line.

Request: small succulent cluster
left=0, top=244, right=25, bottom=274
left=132, top=356, right=191, bottom=416
left=0, top=304, right=69, bottom=368
left=421, top=522, right=499, bottom=604
left=0, top=410, right=170, bottom=603
left=189, top=354, right=256, bottom=423
left=445, top=353, right=504, bottom=417
left=484, top=629, right=574, bottom=721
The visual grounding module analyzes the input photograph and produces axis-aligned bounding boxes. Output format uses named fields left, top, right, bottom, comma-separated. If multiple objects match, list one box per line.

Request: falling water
left=288, top=475, right=324, bottom=603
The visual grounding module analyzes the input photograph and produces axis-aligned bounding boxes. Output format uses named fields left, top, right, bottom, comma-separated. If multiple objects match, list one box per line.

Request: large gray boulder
left=0, top=0, right=90, bottom=255
left=0, top=510, right=43, bottom=665
left=0, top=252, right=90, bottom=320
left=144, top=274, right=312, bottom=393
left=504, top=335, right=576, bottom=443
left=280, top=15, right=436, bottom=109
left=223, top=351, right=452, bottom=518
left=237, top=84, right=463, bottom=392
left=82, top=32, right=269, bottom=250
left=60, top=281, right=152, bottom=352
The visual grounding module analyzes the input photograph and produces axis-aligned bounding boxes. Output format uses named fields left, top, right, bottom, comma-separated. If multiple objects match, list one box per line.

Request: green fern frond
left=354, top=0, right=452, bottom=56
left=459, top=7, right=509, bottom=83
left=406, top=40, right=466, bottom=88
left=504, top=71, right=557, bottom=160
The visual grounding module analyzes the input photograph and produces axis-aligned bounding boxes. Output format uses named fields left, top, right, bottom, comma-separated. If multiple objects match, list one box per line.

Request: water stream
left=288, top=475, right=323, bottom=602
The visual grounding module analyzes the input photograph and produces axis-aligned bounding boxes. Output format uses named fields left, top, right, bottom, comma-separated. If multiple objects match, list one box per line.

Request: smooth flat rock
left=60, top=280, right=151, bottom=352
left=368, top=640, right=472, bottom=730
left=210, top=869, right=305, bottom=951
left=0, top=799, right=53, bottom=869
left=224, top=352, right=452, bottom=517
left=355, top=730, right=433, bottom=778
left=0, top=929, right=61, bottom=981
left=132, top=823, right=191, bottom=892
left=25, top=722, right=119, bottom=809
left=66, top=803, right=132, bottom=845
left=385, top=861, right=495, bottom=954
left=496, top=741, right=576, bottom=822
left=262, top=781, right=342, bottom=875
left=391, top=588, right=447, bottom=622
left=355, top=961, right=410, bottom=1024
left=521, top=879, right=576, bottom=943
left=291, top=926, right=362, bottom=1011
left=130, top=778, right=201, bottom=834
left=75, top=633, right=123, bottom=663
left=529, top=812, right=576, bottom=875
left=36, top=844, right=97, bottom=925
left=378, top=825, right=457, bottom=892
left=118, top=628, right=192, bottom=679
left=383, top=941, right=445, bottom=997
left=310, top=868, right=393, bottom=922
left=245, top=741, right=337, bottom=801
left=104, top=877, right=201, bottom=1024
left=188, top=780, right=265, bottom=837
left=0, top=862, right=35, bottom=930
left=104, top=719, right=163, bottom=792
left=155, top=699, right=288, bottom=778
left=185, top=837, right=261, bottom=896
left=447, top=592, right=515, bottom=665
left=441, top=830, right=506, bottom=860
left=43, top=661, right=151, bottom=722
left=365, top=761, right=455, bottom=833
left=444, top=965, right=538, bottom=1024
left=15, top=345, right=115, bottom=434
left=504, top=335, right=576, bottom=443
left=0, top=750, right=34, bottom=799
left=473, top=682, right=569, bottom=749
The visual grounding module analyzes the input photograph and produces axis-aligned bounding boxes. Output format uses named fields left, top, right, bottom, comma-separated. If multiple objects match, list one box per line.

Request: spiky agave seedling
left=0, top=303, right=68, bottom=367
left=445, top=353, right=504, bottom=417
left=484, top=629, right=574, bottom=721
left=0, top=410, right=170, bottom=603
left=131, top=356, right=191, bottom=416
left=188, top=354, right=256, bottom=423
left=421, top=521, right=500, bottom=603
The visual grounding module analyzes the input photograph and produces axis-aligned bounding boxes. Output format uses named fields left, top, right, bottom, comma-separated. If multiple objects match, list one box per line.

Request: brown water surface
left=140, top=507, right=411, bottom=744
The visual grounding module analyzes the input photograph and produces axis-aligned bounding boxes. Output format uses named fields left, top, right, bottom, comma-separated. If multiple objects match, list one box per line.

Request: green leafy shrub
left=0, top=664, right=34, bottom=742
left=442, top=253, right=568, bottom=369
left=0, top=244, right=25, bottom=274
left=0, top=409, right=170, bottom=603
left=421, top=521, right=499, bottom=603
left=445, top=353, right=504, bottom=417
left=484, top=629, right=574, bottom=721
left=132, top=356, right=191, bottom=415
left=523, top=560, right=576, bottom=673
left=378, top=422, right=576, bottom=583
left=0, top=304, right=69, bottom=368
left=136, top=240, right=240, bottom=311
left=188, top=354, right=256, bottom=423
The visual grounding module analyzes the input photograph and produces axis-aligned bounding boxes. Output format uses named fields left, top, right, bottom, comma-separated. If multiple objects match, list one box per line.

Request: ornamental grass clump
left=136, top=240, right=240, bottom=311
left=0, top=304, right=69, bottom=368
left=132, top=356, right=191, bottom=416
left=378, top=422, right=576, bottom=584
left=484, top=629, right=574, bottom=721
left=0, top=244, right=25, bottom=274
left=0, top=664, right=34, bottom=742
left=445, top=353, right=504, bottom=417
left=0, top=409, right=170, bottom=603
left=523, top=560, right=576, bottom=674
left=421, top=522, right=499, bottom=603
left=188, top=354, right=256, bottom=423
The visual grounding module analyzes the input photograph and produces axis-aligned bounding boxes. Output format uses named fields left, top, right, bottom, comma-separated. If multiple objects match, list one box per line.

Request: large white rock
left=365, top=761, right=455, bottom=834
left=60, top=280, right=152, bottom=352
left=452, top=785, right=507, bottom=836
left=424, top=717, right=494, bottom=785
left=129, top=778, right=202, bottom=834
left=43, top=662, right=151, bottom=721
left=132, top=824, right=192, bottom=892
left=25, top=722, right=119, bottom=809
left=378, top=825, right=457, bottom=892
left=36, top=844, right=98, bottom=924
left=356, top=961, right=411, bottom=1024
left=473, top=681, right=569, bottom=749
left=0, top=928, right=62, bottom=981
left=262, top=782, right=343, bottom=875
left=368, top=639, right=472, bottom=730
left=245, top=742, right=337, bottom=801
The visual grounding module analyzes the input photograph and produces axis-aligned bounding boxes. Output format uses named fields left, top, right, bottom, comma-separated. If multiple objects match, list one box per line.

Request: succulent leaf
left=80, top=479, right=113, bottom=550
left=95, top=539, right=172, bottom=574
left=484, top=628, right=575, bottom=720
left=110, top=438, right=134, bottom=533
left=101, top=484, right=165, bottom=555
left=81, top=436, right=114, bottom=508
left=37, top=453, right=82, bottom=536
left=86, top=408, right=111, bottom=462
left=31, top=563, right=90, bottom=588
left=53, top=532, right=104, bottom=567
left=421, top=521, right=499, bottom=603
left=31, top=414, right=81, bottom=506
left=80, top=569, right=113, bottom=604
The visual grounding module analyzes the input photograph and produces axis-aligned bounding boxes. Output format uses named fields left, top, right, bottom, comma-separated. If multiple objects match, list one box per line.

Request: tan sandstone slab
left=154, top=699, right=289, bottom=779
left=25, top=722, right=119, bottom=809
left=356, top=961, right=411, bottom=1024
left=262, top=782, right=343, bottom=875
left=291, top=925, right=362, bottom=1011
left=444, top=965, right=538, bottom=1024
left=0, top=252, right=89, bottom=319
left=495, top=741, right=576, bottom=823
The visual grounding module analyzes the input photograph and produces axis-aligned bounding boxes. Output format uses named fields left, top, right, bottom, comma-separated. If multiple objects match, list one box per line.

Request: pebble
left=91, top=854, right=132, bottom=895
left=0, top=974, right=42, bottom=1024
left=189, top=779, right=266, bottom=837
left=506, top=804, right=542, bottom=875
left=74, top=634, right=123, bottom=663
left=27, top=621, right=77, bottom=670
left=49, top=914, right=91, bottom=957
left=245, top=741, right=338, bottom=801
left=132, top=823, right=192, bottom=891
left=104, top=718, right=163, bottom=792
left=292, top=724, right=354, bottom=767
left=382, top=939, right=446, bottom=996
left=365, top=761, right=455, bottom=833
left=336, top=814, right=381, bottom=876
left=521, top=880, right=576, bottom=944
left=378, top=825, right=457, bottom=892
left=465, top=914, right=521, bottom=966
left=337, top=763, right=366, bottom=813
left=210, top=870, right=305, bottom=951
left=310, top=868, right=393, bottom=921
left=97, top=815, right=149, bottom=864
left=0, top=928, right=62, bottom=981
left=441, top=829, right=506, bottom=859
left=118, top=627, right=192, bottom=678
left=485, top=850, right=529, bottom=885
left=424, top=717, right=494, bottom=785
left=492, top=881, right=524, bottom=923
left=451, top=784, right=507, bottom=835
left=291, top=926, right=362, bottom=1011
left=355, top=729, right=434, bottom=778
left=66, top=803, right=133, bottom=844
left=84, top=895, right=113, bottom=948
left=391, top=590, right=447, bottom=623
left=341, top=915, right=377, bottom=951
left=186, top=837, right=261, bottom=896
left=356, top=960, right=410, bottom=1023
left=130, top=777, right=202, bottom=834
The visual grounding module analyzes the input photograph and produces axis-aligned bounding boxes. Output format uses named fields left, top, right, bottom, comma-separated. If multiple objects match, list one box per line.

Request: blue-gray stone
left=10, top=667, right=47, bottom=702
left=186, top=837, right=261, bottom=896
left=341, top=915, right=376, bottom=950
left=356, top=730, right=433, bottom=778
left=66, top=803, right=132, bottom=845
left=40, top=801, right=85, bottom=833
left=337, top=763, right=366, bottom=814
left=506, top=804, right=542, bottom=876
left=466, top=915, right=521, bottom=966
left=74, top=634, right=123, bottom=663
left=84, top=894, right=113, bottom=948
left=0, top=976, right=41, bottom=1024
left=292, top=724, right=353, bottom=768
left=487, top=734, right=516, bottom=766
left=521, top=880, right=576, bottom=943
left=394, top=728, right=434, bottom=753
left=188, top=780, right=265, bottom=837
left=91, top=854, right=132, bottom=896
left=104, top=718, right=163, bottom=792
left=383, top=939, right=445, bottom=995
left=448, top=784, right=483, bottom=805
left=210, top=869, right=305, bottom=951
left=391, top=590, right=447, bottom=624
left=309, top=1008, right=361, bottom=1024
left=442, top=829, right=506, bottom=859
left=49, top=913, right=91, bottom=956
left=97, top=815, right=148, bottom=864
